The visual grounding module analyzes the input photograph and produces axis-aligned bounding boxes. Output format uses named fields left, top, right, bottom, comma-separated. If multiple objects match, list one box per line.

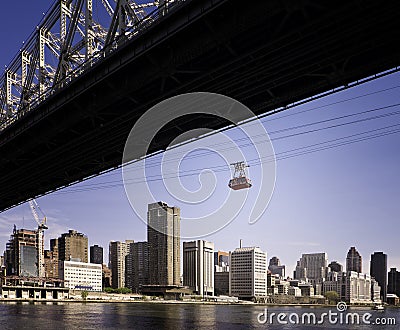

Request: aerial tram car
left=228, top=161, right=252, bottom=190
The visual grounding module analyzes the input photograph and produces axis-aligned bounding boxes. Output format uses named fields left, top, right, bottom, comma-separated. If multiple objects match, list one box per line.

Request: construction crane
left=228, top=161, right=252, bottom=190
left=28, top=199, right=48, bottom=278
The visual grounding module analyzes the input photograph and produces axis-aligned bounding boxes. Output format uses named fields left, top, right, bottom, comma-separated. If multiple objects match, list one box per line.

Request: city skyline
left=0, top=1, right=400, bottom=278
left=3, top=207, right=395, bottom=304
left=1, top=200, right=396, bottom=303
left=2, top=219, right=399, bottom=282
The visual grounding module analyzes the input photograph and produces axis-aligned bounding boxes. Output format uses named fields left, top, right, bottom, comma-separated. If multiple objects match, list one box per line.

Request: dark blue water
left=0, top=303, right=398, bottom=329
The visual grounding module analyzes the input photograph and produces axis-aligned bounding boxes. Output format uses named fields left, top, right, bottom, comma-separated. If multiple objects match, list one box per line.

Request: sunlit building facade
left=229, top=246, right=267, bottom=299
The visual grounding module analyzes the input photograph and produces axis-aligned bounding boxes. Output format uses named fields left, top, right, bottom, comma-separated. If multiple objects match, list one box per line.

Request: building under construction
left=4, top=225, right=42, bottom=277
left=1, top=226, right=70, bottom=300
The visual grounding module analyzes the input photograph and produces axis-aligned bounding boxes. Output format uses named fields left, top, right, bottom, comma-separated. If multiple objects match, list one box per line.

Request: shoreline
left=0, top=298, right=397, bottom=308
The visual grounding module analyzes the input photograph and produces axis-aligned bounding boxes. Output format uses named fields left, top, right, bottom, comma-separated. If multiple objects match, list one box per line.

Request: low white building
left=276, top=280, right=290, bottom=295
left=323, top=271, right=374, bottom=304
left=371, top=278, right=381, bottom=303
left=288, top=286, right=302, bottom=297
left=298, top=283, right=315, bottom=296
left=59, top=260, right=102, bottom=291
left=347, top=271, right=372, bottom=304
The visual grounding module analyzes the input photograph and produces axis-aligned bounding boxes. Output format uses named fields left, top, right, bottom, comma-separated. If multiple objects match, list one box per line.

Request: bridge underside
left=0, top=0, right=399, bottom=211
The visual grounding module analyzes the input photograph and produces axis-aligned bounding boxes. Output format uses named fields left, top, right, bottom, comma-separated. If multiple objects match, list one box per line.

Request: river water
left=0, top=302, right=398, bottom=329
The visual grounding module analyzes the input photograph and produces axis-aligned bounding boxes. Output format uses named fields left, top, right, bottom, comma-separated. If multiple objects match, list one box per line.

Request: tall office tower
left=370, top=252, right=387, bottom=302
left=109, top=240, right=133, bottom=289
left=229, top=246, right=267, bottom=299
left=90, top=244, right=103, bottom=264
left=328, top=261, right=343, bottom=273
left=5, top=225, right=39, bottom=277
left=183, top=240, right=214, bottom=296
left=58, top=230, right=88, bottom=263
left=346, top=247, right=362, bottom=273
left=294, top=253, right=328, bottom=287
left=44, top=238, right=59, bottom=278
left=125, top=241, right=149, bottom=292
left=147, top=202, right=180, bottom=286
left=388, top=268, right=400, bottom=298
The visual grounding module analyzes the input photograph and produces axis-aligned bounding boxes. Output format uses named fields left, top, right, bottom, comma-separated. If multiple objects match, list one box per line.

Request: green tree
left=103, top=287, right=132, bottom=294
left=325, top=291, right=339, bottom=304
left=119, top=287, right=132, bottom=294
left=81, top=290, right=89, bottom=301
left=104, top=287, right=114, bottom=293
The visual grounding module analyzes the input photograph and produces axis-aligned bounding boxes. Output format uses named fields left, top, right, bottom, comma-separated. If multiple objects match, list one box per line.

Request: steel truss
left=0, top=0, right=179, bottom=130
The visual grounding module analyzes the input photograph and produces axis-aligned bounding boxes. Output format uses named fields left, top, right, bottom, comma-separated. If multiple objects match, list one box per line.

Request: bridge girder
left=0, top=0, right=163, bottom=129
left=0, top=0, right=399, bottom=211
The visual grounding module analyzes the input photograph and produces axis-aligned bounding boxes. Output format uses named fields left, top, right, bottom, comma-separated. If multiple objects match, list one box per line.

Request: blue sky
left=1, top=1, right=400, bottom=276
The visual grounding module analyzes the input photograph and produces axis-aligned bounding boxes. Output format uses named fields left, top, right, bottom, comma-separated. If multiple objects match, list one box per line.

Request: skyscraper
left=294, top=252, right=328, bottom=285
left=58, top=230, right=88, bottom=263
left=229, top=246, right=267, bottom=299
left=147, top=202, right=180, bottom=286
left=183, top=240, right=214, bottom=296
left=90, top=244, right=103, bottom=264
left=125, top=241, right=149, bottom=293
left=370, top=252, right=387, bottom=302
left=109, top=240, right=133, bottom=289
left=346, top=247, right=362, bottom=273
left=388, top=268, right=400, bottom=298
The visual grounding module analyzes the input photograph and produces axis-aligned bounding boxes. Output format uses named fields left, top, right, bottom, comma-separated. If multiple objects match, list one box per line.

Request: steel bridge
left=0, top=0, right=399, bottom=211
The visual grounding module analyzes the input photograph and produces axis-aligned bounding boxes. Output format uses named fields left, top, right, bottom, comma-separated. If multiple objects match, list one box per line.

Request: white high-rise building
left=229, top=246, right=267, bottom=299
left=59, top=260, right=102, bottom=291
left=183, top=240, right=214, bottom=296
